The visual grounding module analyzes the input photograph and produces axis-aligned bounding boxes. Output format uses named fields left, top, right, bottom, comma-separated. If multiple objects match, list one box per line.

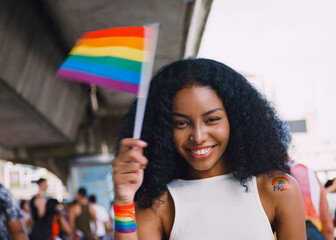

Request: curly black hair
left=117, top=58, right=289, bottom=208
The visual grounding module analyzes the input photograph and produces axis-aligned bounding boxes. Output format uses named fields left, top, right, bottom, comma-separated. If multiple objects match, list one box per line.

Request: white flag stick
left=133, top=23, right=159, bottom=139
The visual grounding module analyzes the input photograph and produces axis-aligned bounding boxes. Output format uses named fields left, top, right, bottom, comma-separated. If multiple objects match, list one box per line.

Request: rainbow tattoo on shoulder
left=272, top=176, right=290, bottom=192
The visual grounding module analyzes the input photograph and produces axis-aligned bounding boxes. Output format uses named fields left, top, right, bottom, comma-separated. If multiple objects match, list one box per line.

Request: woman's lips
left=187, top=145, right=216, bottom=159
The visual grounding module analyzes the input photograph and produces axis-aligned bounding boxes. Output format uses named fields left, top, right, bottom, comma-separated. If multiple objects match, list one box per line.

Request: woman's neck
left=186, top=159, right=231, bottom=180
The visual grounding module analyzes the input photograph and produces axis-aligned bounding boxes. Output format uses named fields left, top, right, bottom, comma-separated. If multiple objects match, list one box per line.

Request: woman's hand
left=113, top=138, right=148, bottom=206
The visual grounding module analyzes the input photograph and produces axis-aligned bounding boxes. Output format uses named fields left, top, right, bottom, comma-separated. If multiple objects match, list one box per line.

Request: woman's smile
left=186, top=145, right=217, bottom=159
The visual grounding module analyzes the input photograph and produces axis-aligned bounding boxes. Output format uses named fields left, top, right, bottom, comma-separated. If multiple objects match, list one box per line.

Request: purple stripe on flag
left=116, top=228, right=137, bottom=233
left=56, top=68, right=139, bottom=95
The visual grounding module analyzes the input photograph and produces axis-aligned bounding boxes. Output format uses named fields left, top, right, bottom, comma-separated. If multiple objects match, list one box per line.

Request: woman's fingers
left=118, top=138, right=147, bottom=154
left=113, top=171, right=143, bottom=184
left=113, top=162, right=143, bottom=175
left=113, top=150, right=148, bottom=167
left=113, top=138, right=148, bottom=169
left=112, top=138, right=148, bottom=205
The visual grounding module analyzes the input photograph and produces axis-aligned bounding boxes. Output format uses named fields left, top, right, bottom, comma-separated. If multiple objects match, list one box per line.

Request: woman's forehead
left=172, top=85, right=224, bottom=113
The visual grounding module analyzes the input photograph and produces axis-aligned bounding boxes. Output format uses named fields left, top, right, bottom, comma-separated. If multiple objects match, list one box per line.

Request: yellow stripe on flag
left=70, top=46, right=149, bottom=62
left=115, top=216, right=135, bottom=222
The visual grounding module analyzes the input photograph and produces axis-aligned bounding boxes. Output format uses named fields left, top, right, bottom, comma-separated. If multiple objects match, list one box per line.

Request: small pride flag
left=56, top=24, right=159, bottom=138
left=56, top=25, right=158, bottom=95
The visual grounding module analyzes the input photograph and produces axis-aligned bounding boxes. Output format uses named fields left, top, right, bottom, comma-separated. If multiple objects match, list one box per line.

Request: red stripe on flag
left=82, top=27, right=145, bottom=39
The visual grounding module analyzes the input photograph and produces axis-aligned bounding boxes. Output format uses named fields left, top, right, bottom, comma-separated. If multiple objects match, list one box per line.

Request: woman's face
left=172, top=85, right=230, bottom=179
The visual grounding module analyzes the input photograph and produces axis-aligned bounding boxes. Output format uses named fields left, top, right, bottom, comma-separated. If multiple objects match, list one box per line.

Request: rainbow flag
left=56, top=25, right=158, bottom=95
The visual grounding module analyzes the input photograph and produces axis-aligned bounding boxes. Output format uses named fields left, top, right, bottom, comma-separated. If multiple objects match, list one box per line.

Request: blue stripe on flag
left=115, top=223, right=137, bottom=230
left=60, top=59, right=141, bottom=85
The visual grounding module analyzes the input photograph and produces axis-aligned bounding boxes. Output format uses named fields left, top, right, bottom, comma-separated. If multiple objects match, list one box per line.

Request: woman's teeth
left=190, top=147, right=213, bottom=155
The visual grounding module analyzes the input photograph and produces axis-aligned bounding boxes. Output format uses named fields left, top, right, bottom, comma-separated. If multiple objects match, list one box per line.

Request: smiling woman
left=112, top=58, right=306, bottom=240
left=171, top=86, right=230, bottom=179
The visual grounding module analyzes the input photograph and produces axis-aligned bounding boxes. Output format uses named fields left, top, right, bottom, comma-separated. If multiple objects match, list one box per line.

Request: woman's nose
left=190, top=125, right=207, bottom=144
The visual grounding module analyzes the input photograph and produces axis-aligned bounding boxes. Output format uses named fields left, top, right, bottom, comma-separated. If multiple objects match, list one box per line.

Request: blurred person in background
left=29, top=178, right=72, bottom=240
left=0, top=183, right=28, bottom=240
left=291, top=163, right=334, bottom=240
left=324, top=179, right=336, bottom=228
left=69, top=187, right=97, bottom=240
left=20, top=200, right=32, bottom=234
left=108, top=201, right=114, bottom=228
left=107, top=201, right=115, bottom=240
left=30, top=178, right=49, bottom=239
left=48, top=199, right=72, bottom=240
left=325, top=179, right=336, bottom=194
left=89, top=194, right=112, bottom=240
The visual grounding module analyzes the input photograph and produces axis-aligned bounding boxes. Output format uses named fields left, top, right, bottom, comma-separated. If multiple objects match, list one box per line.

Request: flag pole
left=133, top=23, right=159, bottom=139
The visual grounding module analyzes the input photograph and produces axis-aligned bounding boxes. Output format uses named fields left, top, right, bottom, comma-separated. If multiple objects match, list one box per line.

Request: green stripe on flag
left=68, top=55, right=142, bottom=73
left=115, top=220, right=137, bottom=226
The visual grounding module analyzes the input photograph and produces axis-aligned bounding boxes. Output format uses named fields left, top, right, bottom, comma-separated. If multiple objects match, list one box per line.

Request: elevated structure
left=0, top=0, right=213, bottom=182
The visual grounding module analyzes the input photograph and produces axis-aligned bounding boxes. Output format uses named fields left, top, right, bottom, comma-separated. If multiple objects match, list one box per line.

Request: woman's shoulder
left=256, top=171, right=303, bottom=209
left=256, top=171, right=305, bottom=228
left=256, top=172, right=306, bottom=238
left=136, top=191, right=175, bottom=240
left=257, top=171, right=300, bottom=194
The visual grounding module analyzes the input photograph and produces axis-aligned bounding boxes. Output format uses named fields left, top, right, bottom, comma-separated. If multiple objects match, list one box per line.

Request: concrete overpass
left=0, top=0, right=213, bottom=183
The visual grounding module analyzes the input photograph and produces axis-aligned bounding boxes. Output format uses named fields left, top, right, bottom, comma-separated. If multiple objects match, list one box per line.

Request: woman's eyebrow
left=202, top=108, right=224, bottom=116
left=171, top=112, right=188, bottom=118
left=172, top=108, right=224, bottom=118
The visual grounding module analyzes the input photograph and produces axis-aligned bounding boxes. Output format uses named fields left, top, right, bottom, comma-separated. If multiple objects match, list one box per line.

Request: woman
left=112, top=58, right=306, bottom=239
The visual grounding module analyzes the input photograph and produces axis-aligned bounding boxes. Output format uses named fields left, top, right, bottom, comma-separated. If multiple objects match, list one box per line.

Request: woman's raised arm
left=113, top=138, right=163, bottom=240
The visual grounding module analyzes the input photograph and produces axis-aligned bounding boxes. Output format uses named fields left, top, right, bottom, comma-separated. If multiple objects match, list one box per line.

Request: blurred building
left=244, top=73, right=336, bottom=183
left=0, top=0, right=213, bottom=190
left=198, top=0, right=336, bottom=183
left=0, top=159, right=70, bottom=201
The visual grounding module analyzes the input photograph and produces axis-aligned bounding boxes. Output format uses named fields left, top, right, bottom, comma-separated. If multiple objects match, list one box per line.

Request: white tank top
left=167, top=173, right=274, bottom=240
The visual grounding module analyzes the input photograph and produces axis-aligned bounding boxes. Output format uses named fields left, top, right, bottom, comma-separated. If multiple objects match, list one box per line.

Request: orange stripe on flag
left=114, top=212, right=136, bottom=218
left=76, top=37, right=144, bottom=50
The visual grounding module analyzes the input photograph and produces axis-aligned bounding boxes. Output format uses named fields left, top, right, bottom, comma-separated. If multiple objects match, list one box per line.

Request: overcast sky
left=198, top=0, right=336, bottom=141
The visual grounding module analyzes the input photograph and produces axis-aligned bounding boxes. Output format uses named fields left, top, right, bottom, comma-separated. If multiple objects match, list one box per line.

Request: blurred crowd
left=4, top=172, right=336, bottom=239
left=1, top=178, right=114, bottom=240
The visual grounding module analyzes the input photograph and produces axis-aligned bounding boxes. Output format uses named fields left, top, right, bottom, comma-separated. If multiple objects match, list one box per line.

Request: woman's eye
left=206, top=117, right=221, bottom=124
left=173, top=121, right=189, bottom=128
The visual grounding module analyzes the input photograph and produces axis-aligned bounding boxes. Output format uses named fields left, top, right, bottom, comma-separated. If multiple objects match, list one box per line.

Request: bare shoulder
left=89, top=204, right=95, bottom=211
left=256, top=171, right=300, bottom=223
left=136, top=191, right=175, bottom=240
left=257, top=171, right=306, bottom=239
left=70, top=203, right=81, bottom=215
left=257, top=171, right=301, bottom=199
left=89, top=204, right=96, bottom=216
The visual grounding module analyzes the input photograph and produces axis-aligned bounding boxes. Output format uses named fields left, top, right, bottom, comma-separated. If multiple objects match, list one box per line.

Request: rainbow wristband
left=114, top=202, right=137, bottom=233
